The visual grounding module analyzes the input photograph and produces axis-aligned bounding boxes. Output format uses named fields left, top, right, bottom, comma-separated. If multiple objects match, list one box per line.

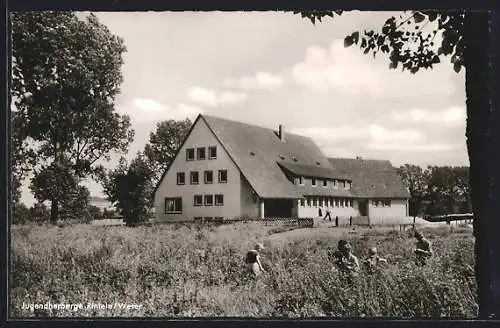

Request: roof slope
left=278, top=161, right=351, bottom=181
left=203, top=115, right=339, bottom=198
left=327, top=157, right=410, bottom=199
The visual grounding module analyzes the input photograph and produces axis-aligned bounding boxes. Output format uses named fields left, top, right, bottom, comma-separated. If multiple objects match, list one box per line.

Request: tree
left=143, top=119, right=192, bottom=185
left=297, top=10, right=493, bottom=317
left=99, top=154, right=154, bottom=226
left=11, top=12, right=134, bottom=223
left=424, top=166, right=457, bottom=215
left=397, top=164, right=426, bottom=219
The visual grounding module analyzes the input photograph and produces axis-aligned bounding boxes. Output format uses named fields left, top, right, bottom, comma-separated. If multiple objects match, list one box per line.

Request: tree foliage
left=11, top=12, right=134, bottom=222
left=143, top=119, right=192, bottom=185
left=296, top=10, right=464, bottom=73
left=99, top=154, right=154, bottom=226
left=398, top=164, right=472, bottom=217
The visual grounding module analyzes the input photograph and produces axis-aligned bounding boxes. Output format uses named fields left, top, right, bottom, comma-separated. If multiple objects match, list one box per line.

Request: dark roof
left=278, top=161, right=351, bottom=181
left=327, top=157, right=410, bottom=199
left=202, top=115, right=338, bottom=198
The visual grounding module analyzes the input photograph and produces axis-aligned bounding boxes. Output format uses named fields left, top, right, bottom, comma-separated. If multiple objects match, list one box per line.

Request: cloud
left=290, top=126, right=369, bottom=141
left=187, top=86, right=247, bottom=107
left=117, top=98, right=203, bottom=123
left=292, top=123, right=454, bottom=154
left=388, top=106, right=466, bottom=127
left=223, top=71, right=284, bottom=90
left=292, top=39, right=457, bottom=97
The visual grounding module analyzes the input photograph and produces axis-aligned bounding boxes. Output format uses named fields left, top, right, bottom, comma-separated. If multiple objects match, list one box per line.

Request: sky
left=19, top=11, right=467, bottom=206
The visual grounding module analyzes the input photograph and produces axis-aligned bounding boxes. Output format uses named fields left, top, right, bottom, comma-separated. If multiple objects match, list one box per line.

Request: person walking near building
left=414, top=231, right=433, bottom=266
left=245, top=243, right=266, bottom=277
left=324, top=205, right=332, bottom=221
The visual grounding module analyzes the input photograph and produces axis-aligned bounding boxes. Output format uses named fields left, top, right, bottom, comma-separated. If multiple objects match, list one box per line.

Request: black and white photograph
left=9, top=9, right=488, bottom=319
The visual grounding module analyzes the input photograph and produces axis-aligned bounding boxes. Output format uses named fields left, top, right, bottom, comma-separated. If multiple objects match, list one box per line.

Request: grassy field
left=11, top=221, right=478, bottom=318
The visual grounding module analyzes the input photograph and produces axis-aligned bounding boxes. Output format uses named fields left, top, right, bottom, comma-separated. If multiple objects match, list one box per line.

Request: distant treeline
left=397, top=164, right=471, bottom=217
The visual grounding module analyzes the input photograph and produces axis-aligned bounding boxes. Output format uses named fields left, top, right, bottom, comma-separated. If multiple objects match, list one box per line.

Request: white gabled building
left=153, top=114, right=410, bottom=223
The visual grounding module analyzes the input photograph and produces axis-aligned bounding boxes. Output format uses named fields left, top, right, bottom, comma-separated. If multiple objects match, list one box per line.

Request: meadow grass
left=11, top=221, right=477, bottom=318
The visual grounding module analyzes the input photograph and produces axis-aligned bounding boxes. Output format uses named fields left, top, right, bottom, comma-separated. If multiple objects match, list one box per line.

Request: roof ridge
left=201, top=114, right=315, bottom=140
left=327, top=156, right=391, bottom=163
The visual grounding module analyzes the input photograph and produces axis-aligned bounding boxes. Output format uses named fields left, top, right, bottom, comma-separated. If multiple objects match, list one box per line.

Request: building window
left=190, top=171, right=199, bottom=184
left=340, top=199, right=345, bottom=208
left=218, top=170, right=228, bottom=183
left=204, top=170, right=214, bottom=184
left=176, top=172, right=185, bottom=185
left=340, top=180, right=346, bottom=188
left=349, top=199, right=353, bottom=207
left=165, top=197, right=182, bottom=213
left=333, top=180, right=338, bottom=188
left=329, top=198, right=334, bottom=207
left=312, top=197, right=317, bottom=206
left=208, top=146, right=217, bottom=159
left=300, top=199, right=305, bottom=207
left=323, top=179, right=328, bottom=187
left=298, top=176, right=304, bottom=185
left=197, top=147, right=206, bottom=160
left=194, top=217, right=202, bottom=222
left=204, top=217, right=213, bottom=222
left=193, top=195, right=203, bottom=206
left=346, top=181, right=351, bottom=190
left=312, top=178, right=317, bottom=187
left=334, top=198, right=339, bottom=207
left=214, top=217, right=224, bottom=223
left=186, top=148, right=195, bottom=161
left=204, top=194, right=214, bottom=206
left=306, top=197, right=311, bottom=207
left=215, top=194, right=224, bottom=206
left=372, top=200, right=379, bottom=207
left=383, top=200, right=391, bottom=207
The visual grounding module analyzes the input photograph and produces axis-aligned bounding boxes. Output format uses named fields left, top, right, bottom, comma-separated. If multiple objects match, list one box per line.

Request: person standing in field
left=363, top=247, right=387, bottom=273
left=245, top=243, right=265, bottom=277
left=330, top=239, right=360, bottom=283
left=414, top=231, right=433, bottom=266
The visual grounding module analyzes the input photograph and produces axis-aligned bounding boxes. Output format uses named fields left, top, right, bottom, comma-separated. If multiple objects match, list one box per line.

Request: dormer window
left=298, top=176, right=304, bottom=185
left=312, top=178, right=317, bottom=187
left=322, top=179, right=328, bottom=187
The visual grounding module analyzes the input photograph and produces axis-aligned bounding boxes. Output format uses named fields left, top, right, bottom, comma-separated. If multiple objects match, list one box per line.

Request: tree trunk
left=50, top=197, right=59, bottom=224
left=465, top=11, right=499, bottom=318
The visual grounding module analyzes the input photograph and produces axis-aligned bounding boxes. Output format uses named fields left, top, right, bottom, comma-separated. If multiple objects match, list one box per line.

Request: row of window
left=164, top=194, right=225, bottom=214
left=177, top=170, right=227, bottom=185
left=296, top=176, right=351, bottom=189
left=193, top=194, right=224, bottom=206
left=186, top=146, right=217, bottom=161
left=372, top=200, right=392, bottom=207
left=300, top=197, right=354, bottom=208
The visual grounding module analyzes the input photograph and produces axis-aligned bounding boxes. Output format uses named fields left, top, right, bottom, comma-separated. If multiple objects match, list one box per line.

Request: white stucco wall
left=368, top=199, right=409, bottom=224
left=154, top=118, right=243, bottom=222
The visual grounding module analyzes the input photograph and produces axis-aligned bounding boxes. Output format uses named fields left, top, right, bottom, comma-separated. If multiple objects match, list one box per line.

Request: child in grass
left=245, top=243, right=265, bottom=277
left=414, top=231, right=433, bottom=266
left=363, top=247, right=387, bottom=273
left=330, top=239, right=360, bottom=283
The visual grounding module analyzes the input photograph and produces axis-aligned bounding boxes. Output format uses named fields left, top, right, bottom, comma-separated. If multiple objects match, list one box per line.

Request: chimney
left=279, top=124, right=285, bottom=142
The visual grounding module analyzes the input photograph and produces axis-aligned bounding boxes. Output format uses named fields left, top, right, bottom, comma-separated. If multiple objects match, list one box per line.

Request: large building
left=153, top=114, right=410, bottom=223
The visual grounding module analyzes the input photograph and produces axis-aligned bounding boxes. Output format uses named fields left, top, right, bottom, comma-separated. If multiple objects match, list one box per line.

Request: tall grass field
left=11, top=221, right=477, bottom=318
